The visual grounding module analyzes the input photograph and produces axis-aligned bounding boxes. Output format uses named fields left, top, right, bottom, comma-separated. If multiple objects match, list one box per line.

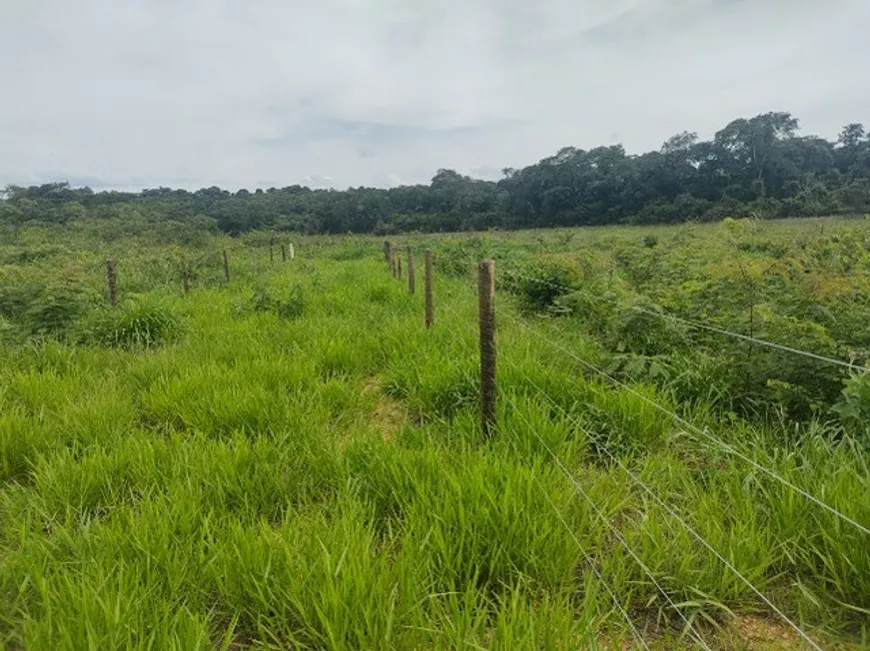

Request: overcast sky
left=2, top=0, right=868, bottom=191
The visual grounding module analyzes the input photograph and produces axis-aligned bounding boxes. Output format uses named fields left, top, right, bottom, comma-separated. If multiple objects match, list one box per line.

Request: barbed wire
left=498, top=359, right=829, bottom=649
left=503, top=312, right=870, bottom=538
left=436, top=301, right=652, bottom=649
left=501, top=270, right=870, bottom=373
left=501, top=382, right=715, bottom=650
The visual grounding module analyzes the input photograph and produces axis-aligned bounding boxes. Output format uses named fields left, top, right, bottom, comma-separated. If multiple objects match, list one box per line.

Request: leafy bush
left=832, top=372, right=870, bottom=433
left=82, top=298, right=183, bottom=347
left=25, top=284, right=91, bottom=336
left=505, top=258, right=580, bottom=313
left=249, top=285, right=306, bottom=320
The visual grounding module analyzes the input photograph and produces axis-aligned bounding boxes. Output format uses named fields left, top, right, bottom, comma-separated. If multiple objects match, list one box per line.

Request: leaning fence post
left=106, top=259, right=118, bottom=307
left=424, top=249, right=434, bottom=329
left=478, top=259, right=496, bottom=438
left=407, top=247, right=416, bottom=295
left=182, top=258, right=190, bottom=296
left=223, top=249, right=230, bottom=282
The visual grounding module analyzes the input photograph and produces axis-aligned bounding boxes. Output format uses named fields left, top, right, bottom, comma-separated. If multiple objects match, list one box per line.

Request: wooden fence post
left=384, top=241, right=391, bottom=262
left=398, top=254, right=403, bottom=280
left=223, top=250, right=230, bottom=282
left=478, top=259, right=496, bottom=438
left=407, top=247, right=415, bottom=295
left=424, top=250, right=434, bottom=329
left=182, top=258, right=190, bottom=296
left=106, top=259, right=118, bottom=307
left=390, top=246, right=397, bottom=278
left=281, top=244, right=287, bottom=262
left=289, top=243, right=295, bottom=260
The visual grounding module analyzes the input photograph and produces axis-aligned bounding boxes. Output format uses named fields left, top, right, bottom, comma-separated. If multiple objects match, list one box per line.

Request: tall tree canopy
left=3, top=111, right=870, bottom=234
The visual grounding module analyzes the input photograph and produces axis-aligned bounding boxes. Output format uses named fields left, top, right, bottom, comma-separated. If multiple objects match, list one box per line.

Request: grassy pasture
left=0, top=217, right=868, bottom=649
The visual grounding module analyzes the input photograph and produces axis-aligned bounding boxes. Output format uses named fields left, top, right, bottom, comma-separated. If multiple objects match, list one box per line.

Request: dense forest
left=2, top=112, right=870, bottom=235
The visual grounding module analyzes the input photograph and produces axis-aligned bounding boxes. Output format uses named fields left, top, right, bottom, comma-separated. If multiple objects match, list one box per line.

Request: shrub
left=82, top=298, right=183, bottom=347
left=25, top=283, right=91, bottom=336
left=249, top=285, right=305, bottom=320
left=506, top=258, right=580, bottom=313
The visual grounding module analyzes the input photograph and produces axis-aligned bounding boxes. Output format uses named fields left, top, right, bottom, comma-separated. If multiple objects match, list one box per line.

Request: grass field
left=0, top=218, right=868, bottom=649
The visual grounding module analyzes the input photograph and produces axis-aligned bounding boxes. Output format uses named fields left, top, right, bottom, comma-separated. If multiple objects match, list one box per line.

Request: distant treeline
left=3, top=112, right=870, bottom=234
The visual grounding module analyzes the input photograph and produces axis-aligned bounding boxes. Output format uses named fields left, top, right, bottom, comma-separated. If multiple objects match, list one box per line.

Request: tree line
left=2, top=112, right=869, bottom=234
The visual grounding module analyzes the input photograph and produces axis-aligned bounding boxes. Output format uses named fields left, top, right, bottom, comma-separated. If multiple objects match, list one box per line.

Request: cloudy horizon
left=2, top=0, right=869, bottom=192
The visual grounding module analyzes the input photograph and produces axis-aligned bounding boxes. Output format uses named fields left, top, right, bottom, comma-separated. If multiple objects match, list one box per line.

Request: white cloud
left=1, top=0, right=868, bottom=190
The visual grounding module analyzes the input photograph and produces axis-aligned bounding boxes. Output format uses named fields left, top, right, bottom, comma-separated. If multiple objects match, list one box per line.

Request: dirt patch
left=362, top=377, right=404, bottom=443
left=713, top=613, right=836, bottom=650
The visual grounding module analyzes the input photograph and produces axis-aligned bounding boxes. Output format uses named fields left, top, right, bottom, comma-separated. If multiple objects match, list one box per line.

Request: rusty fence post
left=478, top=259, right=496, bottom=438
left=106, top=259, right=118, bottom=307
left=407, top=247, right=415, bottom=295
left=182, top=258, right=190, bottom=296
left=424, top=249, right=434, bottom=329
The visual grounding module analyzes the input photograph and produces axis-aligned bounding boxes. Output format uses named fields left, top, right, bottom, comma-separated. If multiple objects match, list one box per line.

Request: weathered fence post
left=407, top=247, right=415, bottom=295
left=281, top=244, right=287, bottom=262
left=478, top=259, right=496, bottom=438
left=223, top=249, right=230, bottom=282
left=106, top=259, right=118, bottom=307
left=289, top=243, right=295, bottom=260
left=384, top=241, right=391, bottom=262
left=424, top=250, right=434, bottom=329
left=182, top=258, right=190, bottom=296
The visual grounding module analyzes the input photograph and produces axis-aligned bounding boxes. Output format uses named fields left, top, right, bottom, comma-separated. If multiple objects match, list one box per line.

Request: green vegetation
left=3, top=113, right=870, bottom=234
left=0, top=217, right=868, bottom=650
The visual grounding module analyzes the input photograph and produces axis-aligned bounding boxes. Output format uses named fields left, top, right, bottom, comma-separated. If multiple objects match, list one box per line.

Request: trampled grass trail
left=1, top=243, right=868, bottom=650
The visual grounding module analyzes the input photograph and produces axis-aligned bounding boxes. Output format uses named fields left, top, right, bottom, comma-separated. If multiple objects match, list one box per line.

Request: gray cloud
left=1, top=0, right=868, bottom=190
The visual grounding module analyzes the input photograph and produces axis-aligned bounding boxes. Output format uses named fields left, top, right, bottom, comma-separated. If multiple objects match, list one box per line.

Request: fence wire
left=502, top=270, right=870, bottom=373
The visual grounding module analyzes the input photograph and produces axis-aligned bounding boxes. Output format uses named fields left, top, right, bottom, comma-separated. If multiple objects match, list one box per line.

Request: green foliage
left=82, top=298, right=183, bottom=347
left=0, top=225, right=868, bottom=650
left=833, top=373, right=870, bottom=434
left=6, top=112, right=869, bottom=235
left=249, top=284, right=306, bottom=320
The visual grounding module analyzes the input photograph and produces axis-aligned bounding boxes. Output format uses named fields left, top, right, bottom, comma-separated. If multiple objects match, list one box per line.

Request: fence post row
left=182, top=258, right=190, bottom=296
left=424, top=249, right=434, bottom=329
left=478, top=259, right=496, bottom=438
left=223, top=250, right=230, bottom=282
left=106, top=259, right=118, bottom=307
left=407, top=247, right=415, bottom=295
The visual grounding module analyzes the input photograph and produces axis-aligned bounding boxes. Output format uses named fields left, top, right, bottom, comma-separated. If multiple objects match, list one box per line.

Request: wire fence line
left=499, top=357, right=822, bottom=650
left=501, top=269, right=870, bottom=374
left=383, top=248, right=862, bottom=648
left=438, top=296, right=821, bottom=649
left=501, top=385, right=715, bottom=650
left=435, top=302, right=653, bottom=648
left=504, top=311, right=870, bottom=538
left=422, top=256, right=868, bottom=536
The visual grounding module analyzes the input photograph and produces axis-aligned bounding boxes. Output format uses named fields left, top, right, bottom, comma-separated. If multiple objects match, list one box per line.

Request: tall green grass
left=0, top=228, right=868, bottom=649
